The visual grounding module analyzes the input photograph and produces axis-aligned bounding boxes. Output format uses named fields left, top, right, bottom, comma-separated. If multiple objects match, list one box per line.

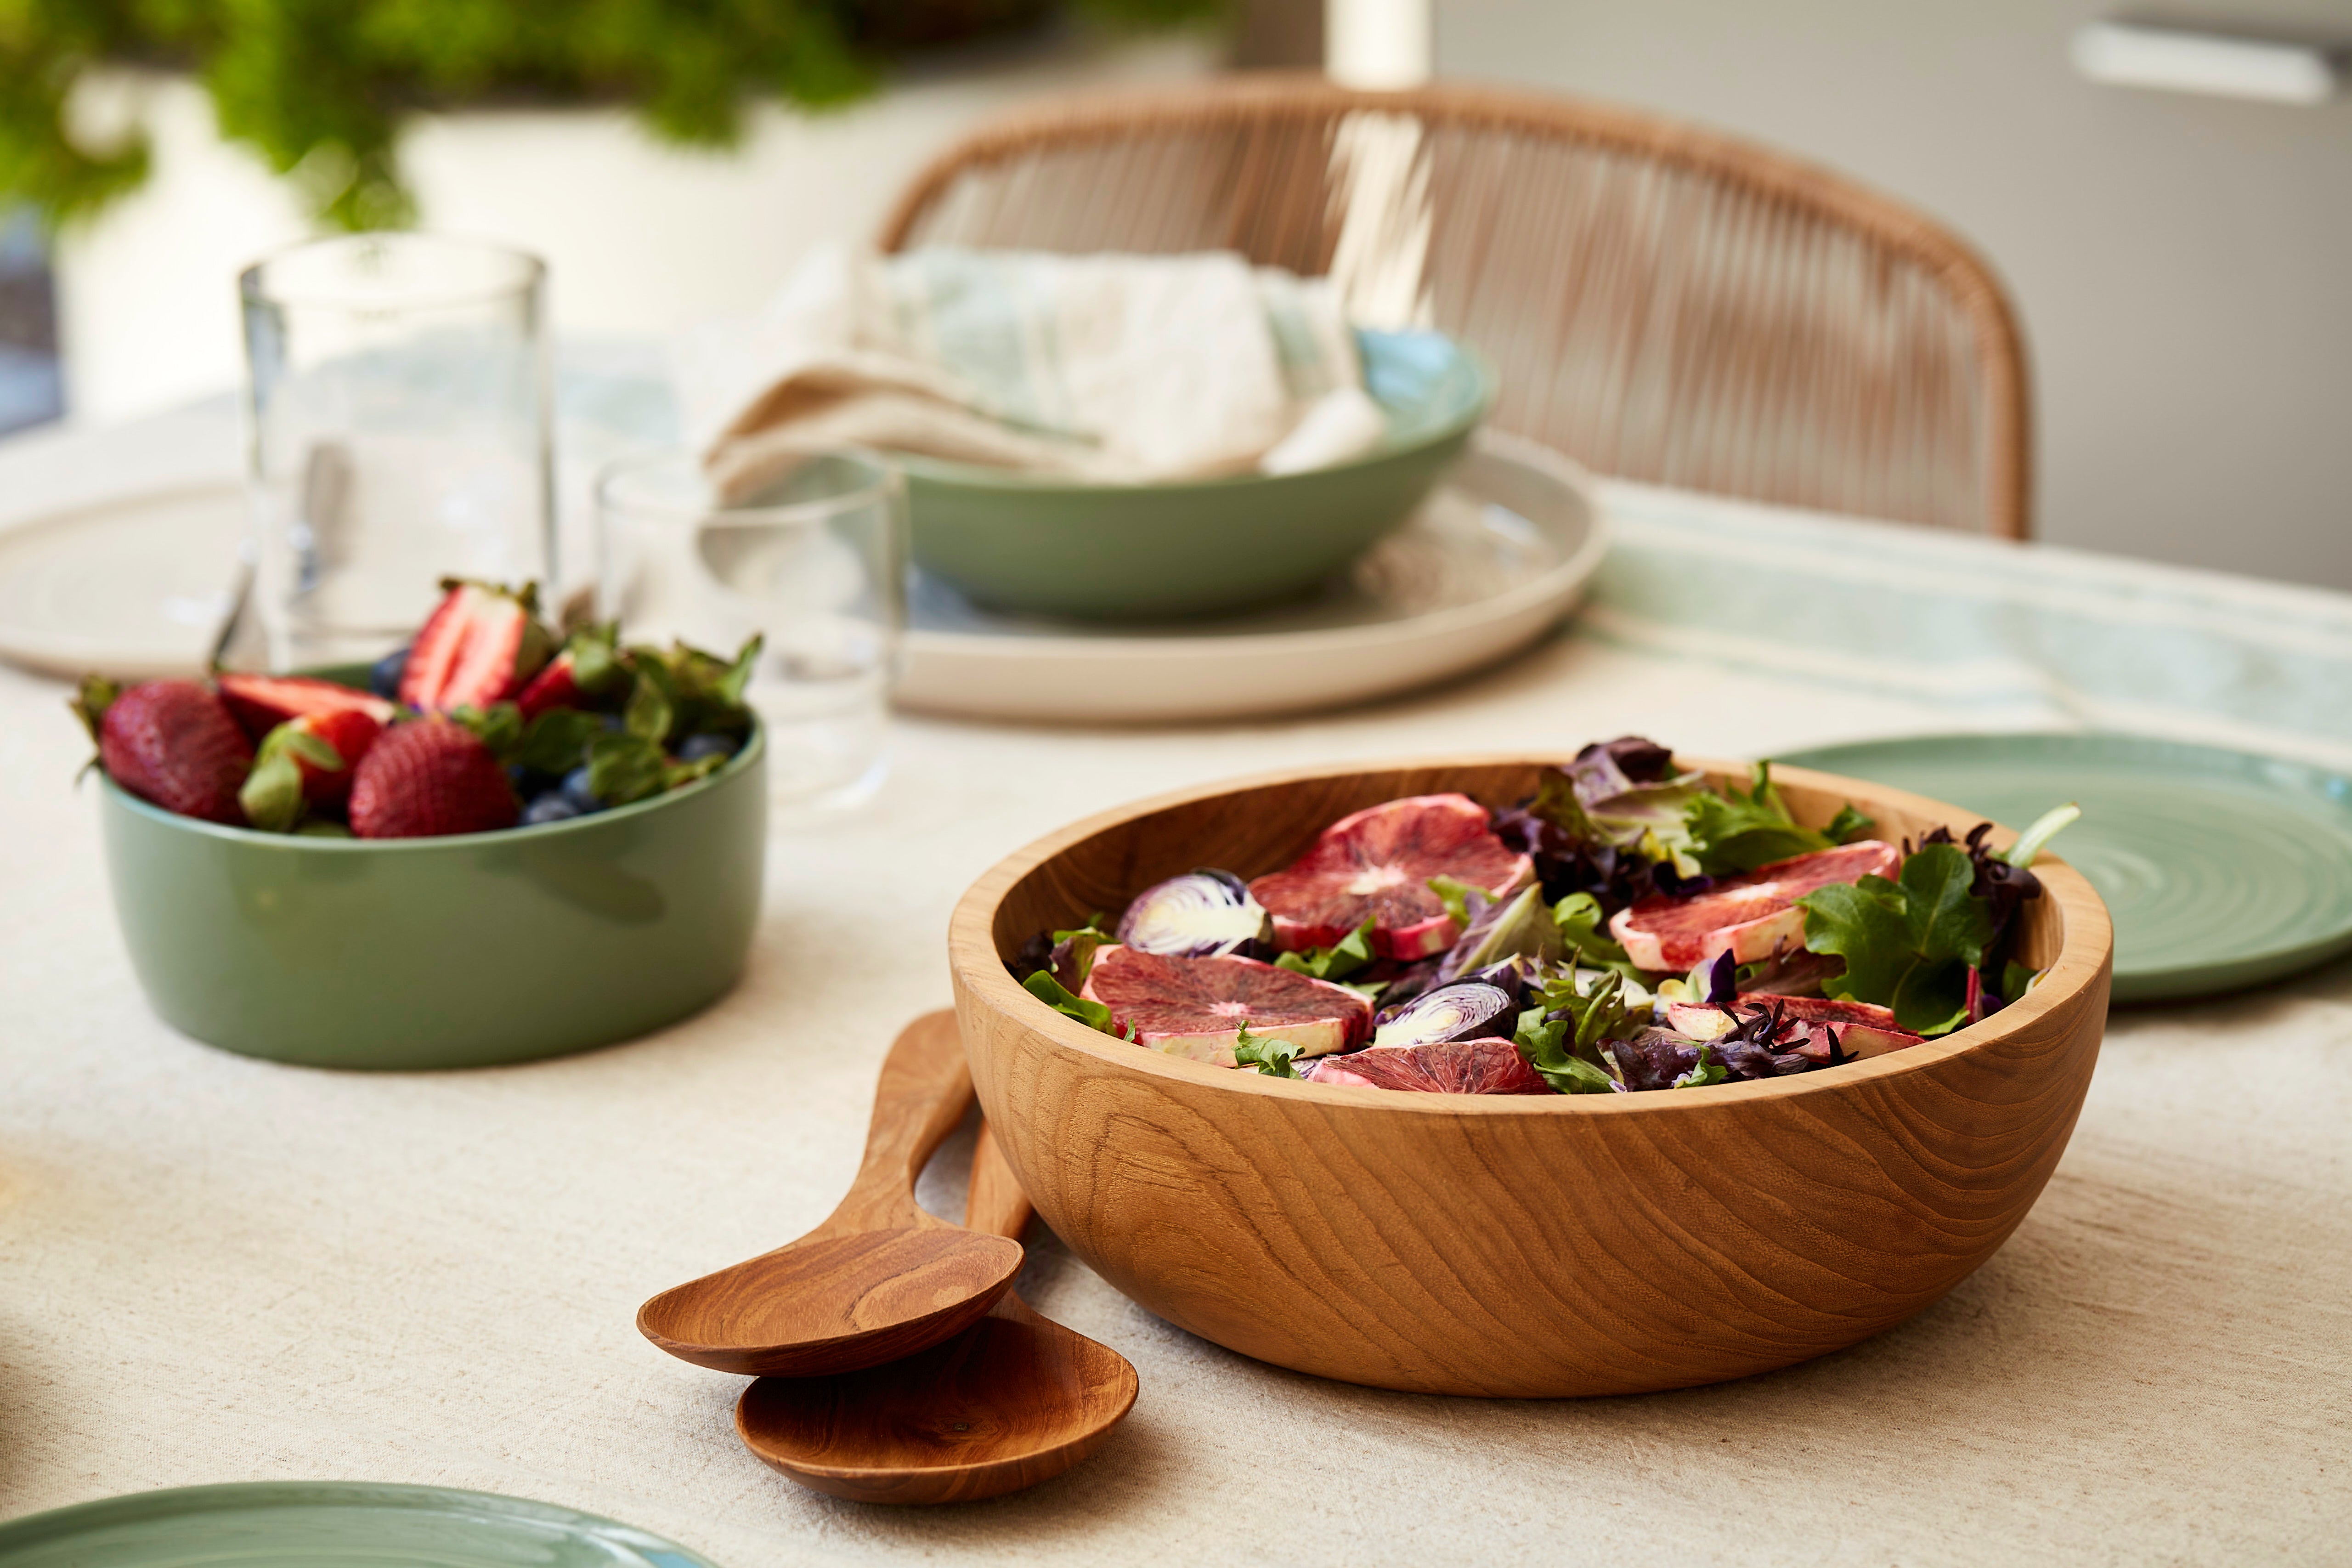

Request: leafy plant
left=1513, top=969, right=1627, bottom=1095
left=1, top=0, right=1223, bottom=231
left=1797, top=843, right=1994, bottom=1036
left=1684, top=761, right=1873, bottom=875
left=1232, top=1023, right=1300, bottom=1078
left=1273, top=916, right=1374, bottom=983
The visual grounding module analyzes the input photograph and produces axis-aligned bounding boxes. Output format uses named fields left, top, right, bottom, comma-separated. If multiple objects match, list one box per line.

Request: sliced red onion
left=1371, top=981, right=1517, bottom=1049
left=1115, top=869, right=1271, bottom=958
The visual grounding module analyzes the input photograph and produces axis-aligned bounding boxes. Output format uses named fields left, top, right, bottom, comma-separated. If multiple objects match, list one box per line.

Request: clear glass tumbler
left=240, top=234, right=553, bottom=669
left=596, top=451, right=905, bottom=809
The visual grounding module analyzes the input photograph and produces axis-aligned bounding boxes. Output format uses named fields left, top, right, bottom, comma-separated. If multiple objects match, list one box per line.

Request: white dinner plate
left=0, top=482, right=246, bottom=680
left=896, top=430, right=1607, bottom=723
left=0, top=433, right=1606, bottom=724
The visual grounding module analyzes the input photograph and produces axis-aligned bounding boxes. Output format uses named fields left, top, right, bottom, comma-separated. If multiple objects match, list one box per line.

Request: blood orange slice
left=1248, top=794, right=1533, bottom=960
left=1305, top=1039, right=1549, bottom=1094
left=1742, top=994, right=1921, bottom=1059
left=1609, top=841, right=1899, bottom=971
left=1079, top=946, right=1373, bottom=1066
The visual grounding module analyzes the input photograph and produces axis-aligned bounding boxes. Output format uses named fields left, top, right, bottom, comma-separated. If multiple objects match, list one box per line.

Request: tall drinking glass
left=597, top=451, right=905, bottom=809
left=240, top=234, right=553, bottom=669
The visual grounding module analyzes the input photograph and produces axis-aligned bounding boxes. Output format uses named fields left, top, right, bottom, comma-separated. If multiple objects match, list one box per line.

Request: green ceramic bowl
left=97, top=721, right=766, bottom=1071
left=901, top=328, right=1494, bottom=619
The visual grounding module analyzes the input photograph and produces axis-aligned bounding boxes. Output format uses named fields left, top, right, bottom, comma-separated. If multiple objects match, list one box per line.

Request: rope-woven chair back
left=881, top=76, right=2030, bottom=538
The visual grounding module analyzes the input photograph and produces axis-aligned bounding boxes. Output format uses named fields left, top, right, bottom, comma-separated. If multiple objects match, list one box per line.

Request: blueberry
left=523, top=793, right=583, bottom=826
left=600, top=713, right=627, bottom=734
left=560, top=767, right=605, bottom=813
left=369, top=645, right=410, bottom=700
left=677, top=732, right=740, bottom=764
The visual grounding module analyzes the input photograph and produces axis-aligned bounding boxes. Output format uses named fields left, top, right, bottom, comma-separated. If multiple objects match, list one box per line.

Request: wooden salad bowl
left=947, top=757, right=2113, bottom=1398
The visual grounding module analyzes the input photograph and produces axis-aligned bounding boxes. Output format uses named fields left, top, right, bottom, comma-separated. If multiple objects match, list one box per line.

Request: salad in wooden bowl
left=948, top=746, right=2112, bottom=1397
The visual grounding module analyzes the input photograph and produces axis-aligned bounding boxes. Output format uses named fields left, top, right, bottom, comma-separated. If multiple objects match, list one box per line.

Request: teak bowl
left=948, top=757, right=2114, bottom=1398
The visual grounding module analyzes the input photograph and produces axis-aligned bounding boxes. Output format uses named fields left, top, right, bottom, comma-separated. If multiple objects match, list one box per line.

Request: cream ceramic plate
left=0, top=435, right=1605, bottom=725
left=0, top=483, right=245, bottom=680
left=897, top=431, right=1606, bottom=723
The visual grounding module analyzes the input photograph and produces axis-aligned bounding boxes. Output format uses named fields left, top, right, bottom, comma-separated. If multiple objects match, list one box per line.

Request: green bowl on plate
left=900, top=328, right=1494, bottom=619
left=96, top=708, right=765, bottom=1071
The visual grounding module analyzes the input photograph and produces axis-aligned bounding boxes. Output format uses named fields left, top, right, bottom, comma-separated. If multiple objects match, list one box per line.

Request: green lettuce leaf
left=1426, top=875, right=1479, bottom=930
left=1274, top=916, right=1375, bottom=982
left=1798, top=843, right=1994, bottom=1035
left=1683, top=761, right=1873, bottom=874
left=1513, top=969, right=1629, bottom=1093
left=1023, top=970, right=1116, bottom=1034
left=1232, top=1024, right=1301, bottom=1078
left=1672, top=1043, right=1730, bottom=1089
left=1444, top=885, right=1563, bottom=976
left=1552, top=892, right=1645, bottom=979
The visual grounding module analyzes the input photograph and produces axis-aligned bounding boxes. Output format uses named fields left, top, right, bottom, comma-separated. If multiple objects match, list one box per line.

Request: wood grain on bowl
left=947, top=758, right=2113, bottom=1398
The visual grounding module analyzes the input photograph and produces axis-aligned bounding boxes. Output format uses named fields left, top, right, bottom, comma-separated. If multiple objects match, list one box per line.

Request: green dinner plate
left=1777, top=732, right=2352, bottom=1003
left=0, top=1482, right=720, bottom=1566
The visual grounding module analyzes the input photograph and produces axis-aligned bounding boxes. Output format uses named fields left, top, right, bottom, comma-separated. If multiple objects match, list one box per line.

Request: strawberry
left=217, top=673, right=395, bottom=740
left=514, top=650, right=582, bottom=719
left=398, top=580, right=555, bottom=714
left=238, top=709, right=385, bottom=832
left=76, top=677, right=253, bottom=825
left=349, top=719, right=519, bottom=838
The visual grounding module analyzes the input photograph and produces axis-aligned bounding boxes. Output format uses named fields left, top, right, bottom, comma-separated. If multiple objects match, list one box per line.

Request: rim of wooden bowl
left=948, top=753, right=2115, bottom=1116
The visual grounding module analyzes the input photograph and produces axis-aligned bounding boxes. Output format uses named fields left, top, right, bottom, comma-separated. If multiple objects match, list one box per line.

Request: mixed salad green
left=1011, top=737, right=2079, bottom=1096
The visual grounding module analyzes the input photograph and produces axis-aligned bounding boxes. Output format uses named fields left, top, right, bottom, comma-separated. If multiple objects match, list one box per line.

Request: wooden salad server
left=734, top=1118, right=1141, bottom=1505
left=636, top=1011, right=1024, bottom=1377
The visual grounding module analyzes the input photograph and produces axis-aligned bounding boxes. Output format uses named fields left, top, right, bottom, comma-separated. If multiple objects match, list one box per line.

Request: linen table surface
left=1, top=394, right=2347, bottom=1567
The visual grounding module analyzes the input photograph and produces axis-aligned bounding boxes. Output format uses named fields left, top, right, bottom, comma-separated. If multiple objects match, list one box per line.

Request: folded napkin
left=677, top=245, right=1387, bottom=499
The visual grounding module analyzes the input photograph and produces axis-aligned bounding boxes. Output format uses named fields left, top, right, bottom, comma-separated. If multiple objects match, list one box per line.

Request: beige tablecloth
left=2, top=412, right=2348, bottom=1566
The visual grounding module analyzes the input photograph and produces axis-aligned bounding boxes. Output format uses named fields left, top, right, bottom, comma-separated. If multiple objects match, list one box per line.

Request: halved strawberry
left=216, top=673, right=395, bottom=741
left=349, top=718, right=519, bottom=838
left=515, top=650, right=581, bottom=719
left=397, top=580, right=555, bottom=714
left=238, top=709, right=384, bottom=831
left=1610, top=842, right=1900, bottom=971
left=81, top=678, right=253, bottom=824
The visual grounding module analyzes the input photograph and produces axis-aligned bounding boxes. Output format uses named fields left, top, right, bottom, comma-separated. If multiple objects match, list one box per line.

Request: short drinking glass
left=596, top=451, right=905, bottom=808
left=240, top=233, right=553, bottom=669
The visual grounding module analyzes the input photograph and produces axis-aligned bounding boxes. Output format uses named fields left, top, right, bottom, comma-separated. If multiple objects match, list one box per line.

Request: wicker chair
left=881, top=75, right=2031, bottom=538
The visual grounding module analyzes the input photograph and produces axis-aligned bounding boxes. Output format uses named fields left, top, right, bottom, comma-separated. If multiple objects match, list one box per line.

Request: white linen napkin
left=675, top=245, right=1383, bottom=498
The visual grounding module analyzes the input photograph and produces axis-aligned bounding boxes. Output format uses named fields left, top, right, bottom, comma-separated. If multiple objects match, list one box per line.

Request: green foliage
left=1232, top=1023, right=1299, bottom=1078
left=1671, top=1042, right=1728, bottom=1090
left=237, top=719, right=345, bottom=832
left=1798, top=843, right=1995, bottom=1036
left=1513, top=970, right=1627, bottom=1095
left=1273, top=916, right=1374, bottom=983
left=1683, top=761, right=1874, bottom=875
left=0, top=0, right=1223, bottom=230
left=1022, top=968, right=1116, bottom=1033
left=1551, top=892, right=1643, bottom=980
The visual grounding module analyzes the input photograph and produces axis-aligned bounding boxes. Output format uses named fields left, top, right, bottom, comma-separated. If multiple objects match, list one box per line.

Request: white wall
left=1436, top=0, right=2352, bottom=589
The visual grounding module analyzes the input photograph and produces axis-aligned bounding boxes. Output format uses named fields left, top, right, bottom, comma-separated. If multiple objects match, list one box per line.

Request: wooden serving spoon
left=734, top=1118, right=1141, bottom=1505
left=637, top=1011, right=1024, bottom=1377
